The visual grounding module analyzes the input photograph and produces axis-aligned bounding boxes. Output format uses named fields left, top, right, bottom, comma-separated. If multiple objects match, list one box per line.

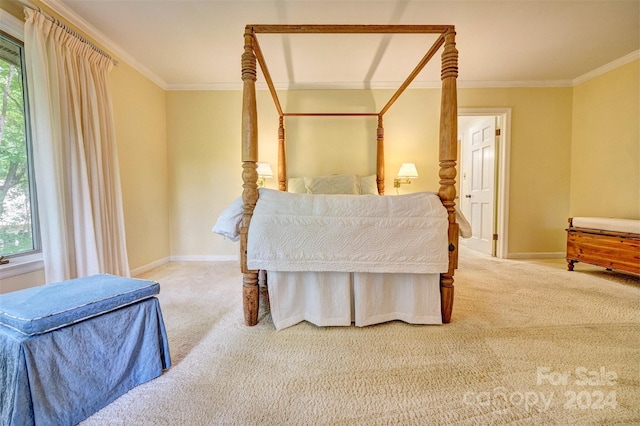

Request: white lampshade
left=396, top=163, right=418, bottom=178
left=256, top=162, right=273, bottom=178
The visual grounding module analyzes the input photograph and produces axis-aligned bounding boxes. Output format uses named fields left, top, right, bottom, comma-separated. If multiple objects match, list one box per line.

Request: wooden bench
left=566, top=217, right=640, bottom=275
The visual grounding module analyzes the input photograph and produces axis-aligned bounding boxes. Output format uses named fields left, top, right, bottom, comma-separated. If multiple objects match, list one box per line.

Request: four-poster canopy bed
left=239, top=24, right=459, bottom=327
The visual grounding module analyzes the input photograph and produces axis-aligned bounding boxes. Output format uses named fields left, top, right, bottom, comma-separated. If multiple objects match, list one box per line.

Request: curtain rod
left=21, top=4, right=118, bottom=67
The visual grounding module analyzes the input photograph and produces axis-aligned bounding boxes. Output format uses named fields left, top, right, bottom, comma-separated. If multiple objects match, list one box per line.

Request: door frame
left=458, top=108, right=511, bottom=259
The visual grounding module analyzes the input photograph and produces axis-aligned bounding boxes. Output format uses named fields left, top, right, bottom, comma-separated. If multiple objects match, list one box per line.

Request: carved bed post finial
left=241, top=26, right=260, bottom=326
left=439, top=28, right=458, bottom=213
left=377, top=115, right=385, bottom=195
left=438, top=28, right=459, bottom=324
left=278, top=115, right=287, bottom=191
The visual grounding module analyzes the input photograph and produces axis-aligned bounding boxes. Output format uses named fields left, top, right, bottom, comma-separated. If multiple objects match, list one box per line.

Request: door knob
left=465, top=194, right=471, bottom=198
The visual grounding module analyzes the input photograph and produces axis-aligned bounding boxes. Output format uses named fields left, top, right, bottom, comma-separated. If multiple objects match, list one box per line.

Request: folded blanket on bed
left=247, top=189, right=449, bottom=274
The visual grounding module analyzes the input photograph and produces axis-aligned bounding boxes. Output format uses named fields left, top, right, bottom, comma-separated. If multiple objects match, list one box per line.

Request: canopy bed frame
left=240, top=24, right=459, bottom=326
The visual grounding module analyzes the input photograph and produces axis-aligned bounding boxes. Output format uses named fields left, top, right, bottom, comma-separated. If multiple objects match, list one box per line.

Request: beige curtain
left=24, top=9, right=129, bottom=282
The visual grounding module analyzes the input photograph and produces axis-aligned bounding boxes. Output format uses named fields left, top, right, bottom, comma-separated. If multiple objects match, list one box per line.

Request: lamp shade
left=396, top=163, right=418, bottom=178
left=256, top=162, right=273, bottom=178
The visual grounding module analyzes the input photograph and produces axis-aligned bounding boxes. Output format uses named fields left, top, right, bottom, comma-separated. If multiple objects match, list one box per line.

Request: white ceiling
left=45, top=0, right=639, bottom=90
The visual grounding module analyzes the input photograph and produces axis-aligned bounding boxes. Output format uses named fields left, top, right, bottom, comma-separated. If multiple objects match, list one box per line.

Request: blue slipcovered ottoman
left=0, top=274, right=171, bottom=426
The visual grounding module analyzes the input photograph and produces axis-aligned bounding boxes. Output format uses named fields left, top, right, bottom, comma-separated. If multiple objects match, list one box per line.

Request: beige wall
left=262, top=89, right=443, bottom=190
left=167, top=86, right=574, bottom=258
left=459, top=87, right=574, bottom=255
left=1, top=267, right=45, bottom=293
left=166, top=89, right=445, bottom=258
left=0, top=1, right=21, bottom=18
left=570, top=60, right=640, bottom=219
left=110, top=63, right=170, bottom=272
left=166, top=91, right=250, bottom=258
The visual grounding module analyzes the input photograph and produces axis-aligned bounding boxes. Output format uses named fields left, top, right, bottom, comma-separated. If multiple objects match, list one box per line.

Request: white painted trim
left=0, top=16, right=41, bottom=281
left=130, top=255, right=238, bottom=276
left=573, top=50, right=640, bottom=86
left=167, top=81, right=444, bottom=91
left=169, top=255, right=239, bottom=262
left=458, top=108, right=512, bottom=259
left=497, top=110, right=512, bottom=260
left=130, top=257, right=170, bottom=277
left=39, top=0, right=167, bottom=89
left=166, top=83, right=244, bottom=92
left=458, top=80, right=574, bottom=89
left=0, top=9, right=24, bottom=39
left=507, top=252, right=565, bottom=260
left=0, top=253, right=44, bottom=279
left=167, top=79, right=578, bottom=92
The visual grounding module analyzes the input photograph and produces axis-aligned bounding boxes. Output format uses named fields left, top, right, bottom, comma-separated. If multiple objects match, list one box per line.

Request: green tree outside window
left=0, top=31, right=38, bottom=259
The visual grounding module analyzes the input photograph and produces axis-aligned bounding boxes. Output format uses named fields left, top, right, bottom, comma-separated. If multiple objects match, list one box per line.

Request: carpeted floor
left=81, top=248, right=640, bottom=425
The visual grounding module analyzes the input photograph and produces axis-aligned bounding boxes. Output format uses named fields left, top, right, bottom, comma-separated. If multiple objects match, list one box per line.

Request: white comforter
left=246, top=189, right=449, bottom=274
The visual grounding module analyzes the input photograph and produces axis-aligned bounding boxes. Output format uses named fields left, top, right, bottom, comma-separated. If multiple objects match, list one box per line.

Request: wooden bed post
left=278, top=116, right=287, bottom=191
left=241, top=26, right=260, bottom=326
left=377, top=115, right=385, bottom=195
left=438, top=28, right=459, bottom=324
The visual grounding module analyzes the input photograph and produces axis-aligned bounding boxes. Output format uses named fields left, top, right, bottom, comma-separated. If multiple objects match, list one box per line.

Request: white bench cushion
left=572, top=217, right=640, bottom=235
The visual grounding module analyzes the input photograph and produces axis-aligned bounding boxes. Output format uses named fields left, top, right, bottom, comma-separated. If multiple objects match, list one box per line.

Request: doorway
left=458, top=108, right=511, bottom=258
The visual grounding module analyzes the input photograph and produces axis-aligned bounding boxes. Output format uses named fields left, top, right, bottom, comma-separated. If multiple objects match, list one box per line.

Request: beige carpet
left=81, top=248, right=640, bottom=425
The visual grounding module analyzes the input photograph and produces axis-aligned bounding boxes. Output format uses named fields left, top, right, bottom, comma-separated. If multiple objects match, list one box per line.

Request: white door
left=461, top=117, right=497, bottom=255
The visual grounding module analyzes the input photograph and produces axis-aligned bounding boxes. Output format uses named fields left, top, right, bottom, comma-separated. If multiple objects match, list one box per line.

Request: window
left=0, top=29, right=39, bottom=260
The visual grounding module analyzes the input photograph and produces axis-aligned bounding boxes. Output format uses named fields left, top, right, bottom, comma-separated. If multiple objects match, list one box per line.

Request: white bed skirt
left=267, top=271, right=442, bottom=330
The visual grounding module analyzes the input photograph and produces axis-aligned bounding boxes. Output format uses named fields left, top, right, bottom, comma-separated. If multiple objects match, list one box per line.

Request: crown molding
left=39, top=0, right=167, bottom=89
left=166, top=81, right=442, bottom=91
left=573, top=50, right=640, bottom=86
left=458, top=80, right=574, bottom=89
left=166, top=83, right=244, bottom=91
left=166, top=78, right=578, bottom=91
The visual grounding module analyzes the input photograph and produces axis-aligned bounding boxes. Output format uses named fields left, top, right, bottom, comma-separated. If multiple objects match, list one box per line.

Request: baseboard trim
left=507, top=252, right=565, bottom=260
left=130, top=255, right=239, bottom=276
left=169, top=255, right=239, bottom=262
left=130, top=257, right=170, bottom=277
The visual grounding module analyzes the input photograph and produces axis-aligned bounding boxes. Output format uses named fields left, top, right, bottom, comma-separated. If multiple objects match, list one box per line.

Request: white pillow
left=287, top=177, right=307, bottom=193
left=456, top=207, right=472, bottom=238
left=304, top=174, right=359, bottom=194
left=358, top=174, right=379, bottom=195
left=212, top=197, right=243, bottom=242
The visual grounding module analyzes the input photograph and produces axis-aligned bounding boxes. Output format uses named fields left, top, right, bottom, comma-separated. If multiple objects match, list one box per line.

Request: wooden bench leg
left=567, top=260, right=576, bottom=271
